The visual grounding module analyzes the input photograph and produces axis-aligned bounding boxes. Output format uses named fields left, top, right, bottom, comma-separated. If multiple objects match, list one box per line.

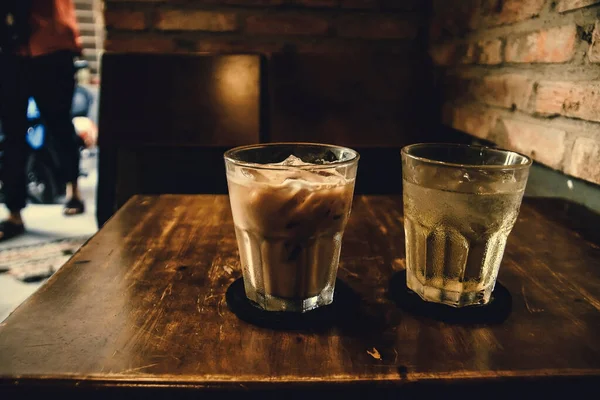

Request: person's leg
left=0, top=54, right=30, bottom=240
left=30, top=50, right=83, bottom=215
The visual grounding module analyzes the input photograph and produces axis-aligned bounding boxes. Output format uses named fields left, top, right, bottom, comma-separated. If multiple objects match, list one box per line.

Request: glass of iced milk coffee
left=401, top=143, right=531, bottom=308
left=224, top=143, right=359, bottom=312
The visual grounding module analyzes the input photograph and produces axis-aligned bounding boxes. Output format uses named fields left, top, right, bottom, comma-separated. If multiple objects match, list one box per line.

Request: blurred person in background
left=0, top=0, right=84, bottom=242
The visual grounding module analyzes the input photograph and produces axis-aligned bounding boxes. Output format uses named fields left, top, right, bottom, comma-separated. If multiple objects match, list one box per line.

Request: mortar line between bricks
left=454, top=101, right=600, bottom=135
left=430, top=5, right=600, bottom=44
left=442, top=65, right=600, bottom=80
left=105, top=30, right=422, bottom=45
left=107, top=2, right=421, bottom=16
left=444, top=104, right=594, bottom=178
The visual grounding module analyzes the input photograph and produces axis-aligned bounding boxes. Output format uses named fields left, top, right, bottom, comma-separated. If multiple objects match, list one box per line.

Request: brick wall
left=102, top=1, right=600, bottom=185
left=431, top=0, right=600, bottom=185
left=103, top=0, right=425, bottom=55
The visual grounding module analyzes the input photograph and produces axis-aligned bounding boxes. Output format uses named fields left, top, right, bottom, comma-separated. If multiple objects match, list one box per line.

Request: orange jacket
left=21, top=0, right=82, bottom=57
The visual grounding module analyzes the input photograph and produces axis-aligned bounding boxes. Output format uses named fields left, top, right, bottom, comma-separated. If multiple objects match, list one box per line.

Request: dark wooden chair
left=97, top=53, right=262, bottom=226
left=267, top=52, right=443, bottom=194
left=97, top=52, right=454, bottom=225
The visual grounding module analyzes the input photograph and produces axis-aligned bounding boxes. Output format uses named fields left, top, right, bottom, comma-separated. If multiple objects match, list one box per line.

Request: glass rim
left=401, top=143, right=533, bottom=170
left=224, top=142, right=360, bottom=171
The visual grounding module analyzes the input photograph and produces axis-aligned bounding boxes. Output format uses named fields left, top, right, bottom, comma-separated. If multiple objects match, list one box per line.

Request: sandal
left=0, top=220, right=25, bottom=242
left=63, top=198, right=85, bottom=216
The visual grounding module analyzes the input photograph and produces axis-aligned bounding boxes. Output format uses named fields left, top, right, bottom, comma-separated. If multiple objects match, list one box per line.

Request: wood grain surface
left=1, top=195, right=599, bottom=397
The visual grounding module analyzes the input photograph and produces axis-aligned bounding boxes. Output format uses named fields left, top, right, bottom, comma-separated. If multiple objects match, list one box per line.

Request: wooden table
left=1, top=195, right=599, bottom=398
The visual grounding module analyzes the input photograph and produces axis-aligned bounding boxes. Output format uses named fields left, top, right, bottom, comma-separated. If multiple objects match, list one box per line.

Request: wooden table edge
left=1, top=368, right=599, bottom=389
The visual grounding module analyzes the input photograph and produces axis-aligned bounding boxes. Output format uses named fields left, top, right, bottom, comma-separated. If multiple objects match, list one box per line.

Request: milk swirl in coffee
left=227, top=155, right=355, bottom=310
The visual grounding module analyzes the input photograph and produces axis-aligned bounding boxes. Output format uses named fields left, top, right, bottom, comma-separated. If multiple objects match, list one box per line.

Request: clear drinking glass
left=224, top=143, right=359, bottom=312
left=401, top=143, right=532, bottom=307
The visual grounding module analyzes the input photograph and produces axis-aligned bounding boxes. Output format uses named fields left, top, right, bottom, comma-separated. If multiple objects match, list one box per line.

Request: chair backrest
left=268, top=52, right=432, bottom=147
left=97, top=52, right=447, bottom=225
left=267, top=52, right=440, bottom=194
left=97, top=53, right=262, bottom=226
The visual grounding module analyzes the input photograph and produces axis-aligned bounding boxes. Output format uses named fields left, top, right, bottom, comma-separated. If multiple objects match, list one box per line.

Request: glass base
left=244, top=281, right=335, bottom=313
left=406, top=268, right=494, bottom=308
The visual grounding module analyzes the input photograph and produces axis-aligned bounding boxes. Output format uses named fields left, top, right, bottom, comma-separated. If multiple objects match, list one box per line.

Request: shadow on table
left=524, top=197, right=600, bottom=246
left=388, top=270, right=512, bottom=325
left=226, top=278, right=388, bottom=335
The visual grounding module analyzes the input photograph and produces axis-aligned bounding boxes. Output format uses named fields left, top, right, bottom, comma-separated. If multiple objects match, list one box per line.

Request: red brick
left=461, top=43, right=477, bottom=64
left=245, top=14, right=329, bottom=35
left=505, top=25, right=577, bottom=63
left=193, top=38, right=284, bottom=54
left=432, top=0, right=481, bottom=34
left=341, top=0, right=378, bottom=8
left=294, top=0, right=338, bottom=7
left=155, top=10, right=238, bottom=32
left=476, top=39, right=503, bottom=64
left=291, top=39, right=406, bottom=54
left=555, top=0, right=600, bottom=12
left=589, top=20, right=600, bottom=62
left=471, top=74, right=534, bottom=110
left=336, top=15, right=417, bottom=39
left=104, top=36, right=176, bottom=53
left=535, top=81, right=600, bottom=123
left=566, top=137, right=600, bottom=184
left=431, top=42, right=481, bottom=66
left=492, top=119, right=567, bottom=168
left=430, top=42, right=458, bottom=66
left=114, top=0, right=283, bottom=3
left=104, top=10, right=146, bottom=31
left=480, top=0, right=545, bottom=27
left=381, top=0, right=421, bottom=10
left=458, top=40, right=503, bottom=65
left=443, top=103, right=499, bottom=139
left=225, top=0, right=284, bottom=4
left=429, top=17, right=458, bottom=42
left=105, top=0, right=160, bottom=2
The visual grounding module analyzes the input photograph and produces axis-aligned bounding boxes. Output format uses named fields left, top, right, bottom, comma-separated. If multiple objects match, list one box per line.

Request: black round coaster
left=225, top=278, right=360, bottom=331
left=388, top=270, right=512, bottom=324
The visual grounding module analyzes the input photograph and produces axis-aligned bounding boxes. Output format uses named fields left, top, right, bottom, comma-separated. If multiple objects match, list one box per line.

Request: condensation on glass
left=402, top=143, right=531, bottom=307
left=225, top=143, right=359, bottom=312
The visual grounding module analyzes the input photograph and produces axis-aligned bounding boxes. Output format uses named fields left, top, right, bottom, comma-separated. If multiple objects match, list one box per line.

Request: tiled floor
left=0, top=150, right=98, bottom=322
